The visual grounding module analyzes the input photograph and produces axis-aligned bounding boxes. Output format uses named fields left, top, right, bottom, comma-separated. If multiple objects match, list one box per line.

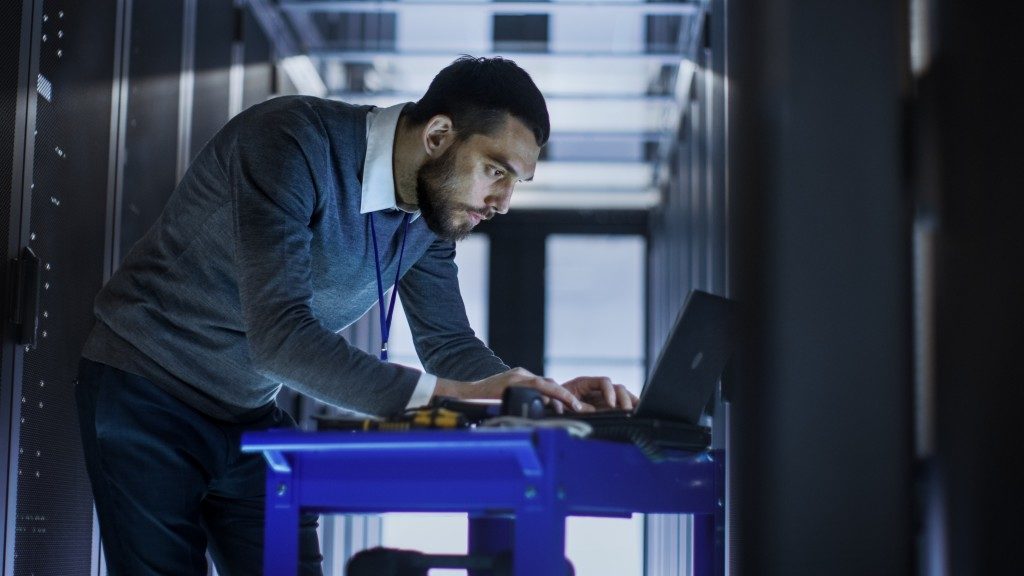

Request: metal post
left=264, top=465, right=299, bottom=576
left=468, top=515, right=514, bottom=576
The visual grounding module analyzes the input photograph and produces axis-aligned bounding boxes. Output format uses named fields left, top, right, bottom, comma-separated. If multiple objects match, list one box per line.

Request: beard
left=416, top=141, right=480, bottom=242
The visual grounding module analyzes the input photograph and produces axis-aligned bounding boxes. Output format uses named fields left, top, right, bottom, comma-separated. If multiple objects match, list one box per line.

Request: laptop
left=564, top=289, right=740, bottom=452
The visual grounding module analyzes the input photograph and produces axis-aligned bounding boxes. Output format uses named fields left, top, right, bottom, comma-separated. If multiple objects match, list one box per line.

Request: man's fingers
left=615, top=385, right=635, bottom=411
left=533, top=378, right=583, bottom=411
left=503, top=373, right=612, bottom=413
left=562, top=376, right=616, bottom=408
left=599, top=379, right=617, bottom=408
left=491, top=370, right=584, bottom=411
left=566, top=378, right=637, bottom=412
left=566, top=377, right=611, bottom=406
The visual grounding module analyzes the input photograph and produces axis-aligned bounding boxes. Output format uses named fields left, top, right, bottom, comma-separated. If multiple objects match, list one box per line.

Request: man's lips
left=468, top=210, right=491, bottom=225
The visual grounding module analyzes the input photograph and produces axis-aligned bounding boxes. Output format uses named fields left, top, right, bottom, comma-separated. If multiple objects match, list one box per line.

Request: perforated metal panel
left=190, top=0, right=234, bottom=161
left=12, top=0, right=118, bottom=573
left=118, top=0, right=183, bottom=258
left=0, top=0, right=23, bottom=385
left=0, top=1, right=20, bottom=248
left=241, top=6, right=273, bottom=111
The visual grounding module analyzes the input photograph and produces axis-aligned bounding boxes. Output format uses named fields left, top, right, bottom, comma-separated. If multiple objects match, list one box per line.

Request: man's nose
left=487, top=182, right=514, bottom=215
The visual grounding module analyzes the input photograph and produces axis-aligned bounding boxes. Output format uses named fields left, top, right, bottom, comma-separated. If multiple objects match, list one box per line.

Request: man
left=75, top=56, right=637, bottom=575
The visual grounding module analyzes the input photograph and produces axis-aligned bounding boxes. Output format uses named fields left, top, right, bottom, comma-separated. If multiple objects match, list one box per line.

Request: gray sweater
left=82, top=95, right=507, bottom=421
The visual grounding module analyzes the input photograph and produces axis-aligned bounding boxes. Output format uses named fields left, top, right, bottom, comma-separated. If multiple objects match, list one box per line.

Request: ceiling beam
left=281, top=1, right=700, bottom=17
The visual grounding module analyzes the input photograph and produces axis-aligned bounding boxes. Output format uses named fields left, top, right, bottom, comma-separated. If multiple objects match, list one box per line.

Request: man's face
left=416, top=115, right=540, bottom=242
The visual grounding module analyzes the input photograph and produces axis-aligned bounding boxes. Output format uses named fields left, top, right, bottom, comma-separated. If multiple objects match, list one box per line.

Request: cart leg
left=513, top=511, right=565, bottom=576
left=694, top=449, right=726, bottom=576
left=469, top=515, right=514, bottom=576
left=693, top=514, right=715, bottom=576
left=468, top=512, right=566, bottom=576
left=264, top=472, right=299, bottom=576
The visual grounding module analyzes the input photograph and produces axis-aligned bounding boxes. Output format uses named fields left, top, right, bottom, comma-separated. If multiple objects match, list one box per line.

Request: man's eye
left=490, top=166, right=505, bottom=178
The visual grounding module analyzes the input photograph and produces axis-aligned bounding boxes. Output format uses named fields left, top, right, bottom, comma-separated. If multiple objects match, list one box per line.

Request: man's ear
left=422, top=114, right=455, bottom=158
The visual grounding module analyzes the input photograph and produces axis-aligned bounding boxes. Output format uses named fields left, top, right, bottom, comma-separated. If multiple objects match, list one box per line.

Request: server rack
left=1, top=1, right=276, bottom=573
left=3, top=1, right=122, bottom=573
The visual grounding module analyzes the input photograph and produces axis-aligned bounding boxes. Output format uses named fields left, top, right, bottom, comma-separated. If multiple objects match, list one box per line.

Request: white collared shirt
left=361, top=102, right=437, bottom=409
left=361, top=102, right=421, bottom=219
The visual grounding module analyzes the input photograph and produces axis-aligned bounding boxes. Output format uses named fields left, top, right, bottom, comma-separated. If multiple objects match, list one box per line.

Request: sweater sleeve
left=229, top=108, right=419, bottom=417
left=398, top=237, right=510, bottom=381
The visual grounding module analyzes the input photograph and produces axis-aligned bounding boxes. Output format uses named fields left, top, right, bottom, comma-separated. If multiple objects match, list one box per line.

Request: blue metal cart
left=241, top=428, right=724, bottom=576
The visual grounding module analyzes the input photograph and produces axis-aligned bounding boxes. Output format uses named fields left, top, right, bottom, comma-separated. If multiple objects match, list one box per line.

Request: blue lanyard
left=369, top=211, right=411, bottom=361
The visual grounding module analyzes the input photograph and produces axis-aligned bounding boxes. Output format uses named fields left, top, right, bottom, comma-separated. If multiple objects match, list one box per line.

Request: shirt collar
left=360, top=102, right=420, bottom=221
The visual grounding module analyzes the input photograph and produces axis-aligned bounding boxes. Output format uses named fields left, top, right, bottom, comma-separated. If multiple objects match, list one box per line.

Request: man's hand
left=434, top=367, right=593, bottom=413
left=560, top=377, right=638, bottom=412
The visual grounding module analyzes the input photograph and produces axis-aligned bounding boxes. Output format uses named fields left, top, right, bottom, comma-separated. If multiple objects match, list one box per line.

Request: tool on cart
left=315, top=406, right=467, bottom=431
left=315, top=386, right=545, bottom=431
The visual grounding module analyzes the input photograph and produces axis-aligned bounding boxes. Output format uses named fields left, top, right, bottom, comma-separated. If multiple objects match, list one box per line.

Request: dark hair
left=405, top=56, right=550, bottom=147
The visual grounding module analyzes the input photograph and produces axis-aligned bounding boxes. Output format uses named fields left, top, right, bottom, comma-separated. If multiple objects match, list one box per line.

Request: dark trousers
left=75, top=358, right=323, bottom=576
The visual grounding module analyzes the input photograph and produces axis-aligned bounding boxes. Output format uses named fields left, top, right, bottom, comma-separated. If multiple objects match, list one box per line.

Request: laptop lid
left=632, top=290, right=740, bottom=424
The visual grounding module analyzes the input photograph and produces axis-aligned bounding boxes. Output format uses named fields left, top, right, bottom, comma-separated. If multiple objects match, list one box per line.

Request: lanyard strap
left=369, top=212, right=411, bottom=361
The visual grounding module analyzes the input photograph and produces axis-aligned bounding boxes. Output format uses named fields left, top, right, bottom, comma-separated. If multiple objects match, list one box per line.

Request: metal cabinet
left=1, top=1, right=272, bottom=573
